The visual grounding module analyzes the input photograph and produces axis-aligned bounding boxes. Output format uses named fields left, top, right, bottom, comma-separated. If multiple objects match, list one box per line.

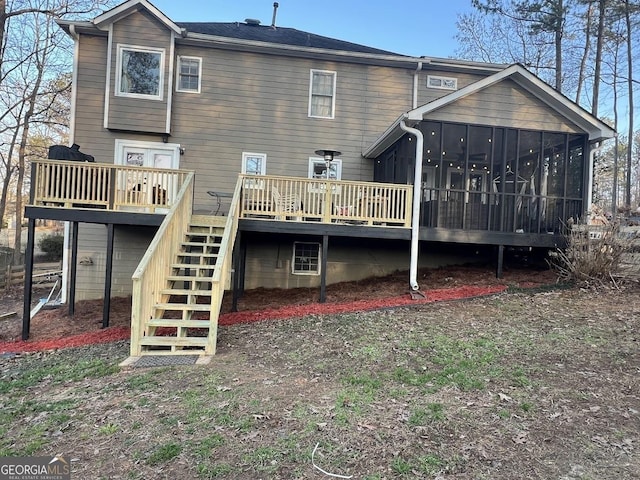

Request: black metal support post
left=21, top=218, right=36, bottom=340
left=496, top=244, right=504, bottom=279
left=69, top=221, right=78, bottom=316
left=231, top=231, right=243, bottom=312
left=320, top=234, right=328, bottom=303
left=102, top=223, right=114, bottom=328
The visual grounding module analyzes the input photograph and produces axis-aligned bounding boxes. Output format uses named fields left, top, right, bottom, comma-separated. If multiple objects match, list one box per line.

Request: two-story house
left=22, top=0, right=614, bottom=358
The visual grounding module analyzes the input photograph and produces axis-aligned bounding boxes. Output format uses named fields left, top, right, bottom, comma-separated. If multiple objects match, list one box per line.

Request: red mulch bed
left=0, top=265, right=557, bottom=354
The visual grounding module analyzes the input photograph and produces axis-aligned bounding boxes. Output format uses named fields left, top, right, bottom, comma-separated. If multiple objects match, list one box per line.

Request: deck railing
left=31, top=159, right=191, bottom=212
left=207, top=179, right=243, bottom=354
left=130, top=172, right=195, bottom=357
left=239, top=174, right=413, bottom=227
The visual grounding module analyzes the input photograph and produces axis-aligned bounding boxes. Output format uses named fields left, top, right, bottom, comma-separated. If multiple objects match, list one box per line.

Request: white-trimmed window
left=116, top=45, right=164, bottom=99
left=292, top=242, right=321, bottom=275
left=309, top=70, right=336, bottom=118
left=427, top=75, right=458, bottom=91
left=308, top=157, right=342, bottom=180
left=177, top=56, right=202, bottom=93
left=242, top=152, right=266, bottom=189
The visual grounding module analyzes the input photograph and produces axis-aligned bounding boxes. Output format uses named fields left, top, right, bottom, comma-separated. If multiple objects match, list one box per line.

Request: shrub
left=549, top=222, right=640, bottom=286
left=38, top=233, right=64, bottom=261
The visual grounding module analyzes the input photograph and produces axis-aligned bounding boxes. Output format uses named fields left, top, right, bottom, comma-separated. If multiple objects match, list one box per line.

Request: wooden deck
left=28, top=162, right=413, bottom=229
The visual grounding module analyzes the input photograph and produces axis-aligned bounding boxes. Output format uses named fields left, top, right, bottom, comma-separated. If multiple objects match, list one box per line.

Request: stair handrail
left=130, top=171, right=195, bottom=356
left=206, top=176, right=244, bottom=352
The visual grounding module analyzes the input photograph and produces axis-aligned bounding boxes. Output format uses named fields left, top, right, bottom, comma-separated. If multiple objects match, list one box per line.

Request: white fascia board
left=508, top=68, right=615, bottom=141
left=93, top=0, right=182, bottom=35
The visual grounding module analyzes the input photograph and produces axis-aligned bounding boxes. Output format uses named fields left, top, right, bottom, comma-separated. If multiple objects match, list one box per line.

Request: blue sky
left=151, top=0, right=475, bottom=58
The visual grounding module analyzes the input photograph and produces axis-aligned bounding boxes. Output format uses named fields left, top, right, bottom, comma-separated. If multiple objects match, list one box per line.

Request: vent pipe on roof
left=272, top=2, right=279, bottom=27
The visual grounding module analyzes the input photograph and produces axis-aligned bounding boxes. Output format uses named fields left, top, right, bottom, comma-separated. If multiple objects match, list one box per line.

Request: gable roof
left=363, top=64, right=615, bottom=158
left=92, top=0, right=182, bottom=34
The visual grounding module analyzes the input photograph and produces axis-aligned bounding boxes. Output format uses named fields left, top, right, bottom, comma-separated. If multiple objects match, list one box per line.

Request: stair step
left=181, top=241, right=221, bottom=248
left=147, top=319, right=211, bottom=328
left=154, top=303, right=211, bottom=312
left=167, top=277, right=213, bottom=286
left=190, top=215, right=227, bottom=227
left=172, top=263, right=216, bottom=270
left=160, top=288, right=212, bottom=296
left=176, top=251, right=219, bottom=258
left=139, top=336, right=209, bottom=347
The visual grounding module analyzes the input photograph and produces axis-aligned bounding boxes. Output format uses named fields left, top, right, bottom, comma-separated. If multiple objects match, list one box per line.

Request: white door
left=116, top=140, right=180, bottom=211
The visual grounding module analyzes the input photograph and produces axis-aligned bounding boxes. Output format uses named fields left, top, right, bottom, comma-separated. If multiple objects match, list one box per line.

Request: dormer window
left=116, top=45, right=165, bottom=100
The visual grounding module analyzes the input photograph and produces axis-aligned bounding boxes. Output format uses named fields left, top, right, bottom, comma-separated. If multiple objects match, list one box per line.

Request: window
left=309, top=70, right=336, bottom=118
left=242, top=152, right=266, bottom=188
left=308, top=157, right=342, bottom=180
left=292, top=242, right=320, bottom=275
left=116, top=45, right=164, bottom=99
left=427, top=75, right=458, bottom=91
left=177, top=56, right=202, bottom=93
left=242, top=152, right=267, bottom=176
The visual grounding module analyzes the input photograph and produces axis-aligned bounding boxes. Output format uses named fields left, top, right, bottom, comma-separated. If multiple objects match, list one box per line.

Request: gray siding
left=75, top=224, right=156, bottom=301
left=107, top=10, right=172, bottom=133
left=426, top=79, right=582, bottom=132
left=172, top=46, right=413, bottom=211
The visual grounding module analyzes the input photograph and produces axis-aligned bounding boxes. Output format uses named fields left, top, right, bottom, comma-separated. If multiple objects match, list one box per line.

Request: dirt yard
left=0, top=277, right=638, bottom=479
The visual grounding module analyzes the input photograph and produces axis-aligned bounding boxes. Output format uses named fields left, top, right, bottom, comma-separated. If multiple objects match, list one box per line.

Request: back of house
left=42, top=0, right=612, bottom=304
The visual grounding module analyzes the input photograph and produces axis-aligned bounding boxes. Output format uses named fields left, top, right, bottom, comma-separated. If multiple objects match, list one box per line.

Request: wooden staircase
left=136, top=215, right=227, bottom=356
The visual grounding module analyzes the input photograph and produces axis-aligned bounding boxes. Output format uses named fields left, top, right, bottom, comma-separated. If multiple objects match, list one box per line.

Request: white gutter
left=60, top=25, right=81, bottom=305
left=412, top=61, right=423, bottom=109
left=399, top=116, right=423, bottom=291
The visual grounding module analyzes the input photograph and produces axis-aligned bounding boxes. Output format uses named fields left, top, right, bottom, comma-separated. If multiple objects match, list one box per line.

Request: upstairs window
left=427, top=75, right=458, bottom=91
left=309, top=70, right=336, bottom=118
left=177, top=56, right=202, bottom=93
left=116, top=45, right=164, bottom=100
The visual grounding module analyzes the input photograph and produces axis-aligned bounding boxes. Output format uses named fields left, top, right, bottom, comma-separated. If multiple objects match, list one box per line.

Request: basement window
left=427, top=75, right=458, bottom=91
left=292, top=242, right=320, bottom=275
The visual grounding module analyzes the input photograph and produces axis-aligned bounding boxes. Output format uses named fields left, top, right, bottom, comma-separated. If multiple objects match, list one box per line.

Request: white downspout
left=412, top=61, right=422, bottom=109
left=60, top=25, right=81, bottom=305
left=400, top=116, right=423, bottom=291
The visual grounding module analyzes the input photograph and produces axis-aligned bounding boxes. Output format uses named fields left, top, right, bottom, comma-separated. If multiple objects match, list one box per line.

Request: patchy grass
left=0, top=288, right=639, bottom=478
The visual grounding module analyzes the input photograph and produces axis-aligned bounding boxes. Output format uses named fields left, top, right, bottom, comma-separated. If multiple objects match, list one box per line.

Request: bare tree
left=0, top=0, right=114, bottom=262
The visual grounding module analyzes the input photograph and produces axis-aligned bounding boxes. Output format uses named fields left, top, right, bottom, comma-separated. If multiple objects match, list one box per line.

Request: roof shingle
left=176, top=22, right=401, bottom=56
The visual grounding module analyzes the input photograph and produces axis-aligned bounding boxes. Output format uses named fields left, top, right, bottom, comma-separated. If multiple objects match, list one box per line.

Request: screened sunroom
left=375, top=121, right=588, bottom=239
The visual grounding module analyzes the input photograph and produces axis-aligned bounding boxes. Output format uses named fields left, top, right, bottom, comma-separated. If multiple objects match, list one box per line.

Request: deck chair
left=271, top=186, right=302, bottom=220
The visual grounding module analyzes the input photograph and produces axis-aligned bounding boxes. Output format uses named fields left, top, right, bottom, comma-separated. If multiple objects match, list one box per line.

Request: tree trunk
left=624, top=0, right=634, bottom=208
left=12, top=85, right=42, bottom=265
left=592, top=0, right=607, bottom=117
left=575, top=2, right=594, bottom=103
left=554, top=0, right=564, bottom=92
